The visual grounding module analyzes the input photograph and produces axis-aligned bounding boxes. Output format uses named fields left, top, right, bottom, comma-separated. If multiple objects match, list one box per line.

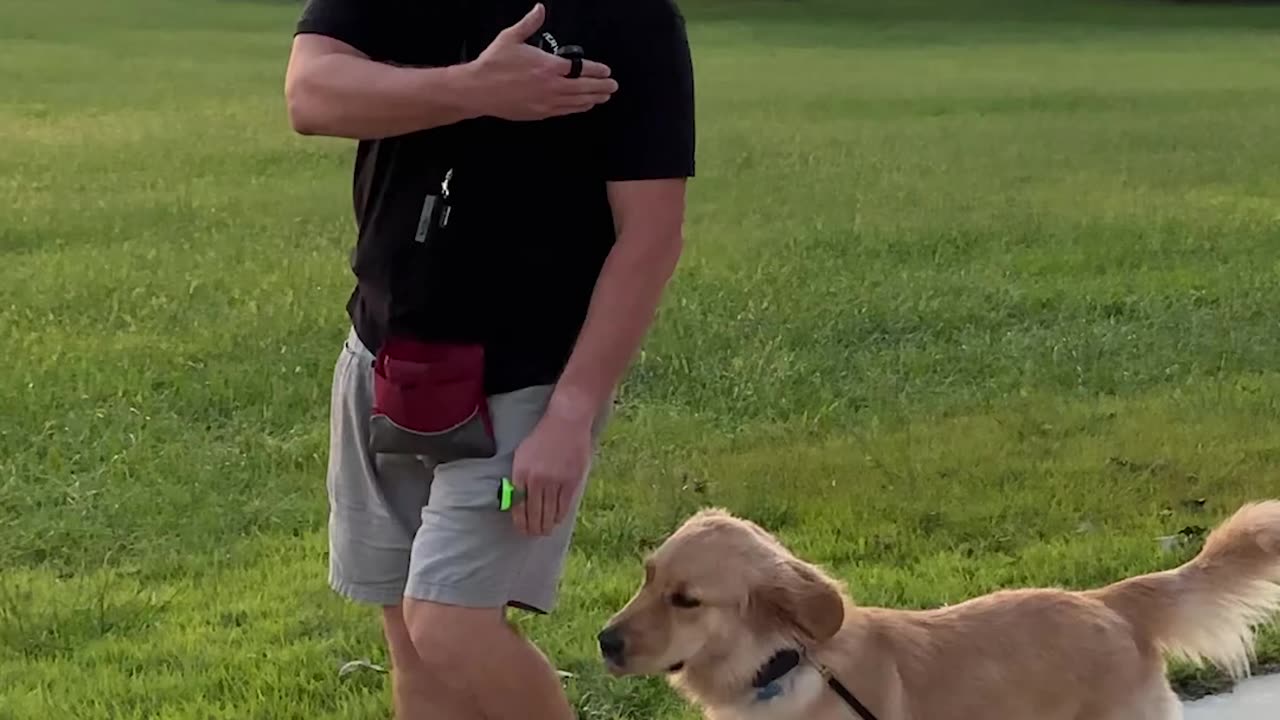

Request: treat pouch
left=369, top=335, right=495, bottom=462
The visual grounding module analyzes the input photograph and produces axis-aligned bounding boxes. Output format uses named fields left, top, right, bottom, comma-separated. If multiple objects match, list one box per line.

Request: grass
left=3, top=0, right=1280, bottom=717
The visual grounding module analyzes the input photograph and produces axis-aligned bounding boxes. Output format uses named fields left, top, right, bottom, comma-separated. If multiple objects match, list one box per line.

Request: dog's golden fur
left=601, top=501, right=1280, bottom=720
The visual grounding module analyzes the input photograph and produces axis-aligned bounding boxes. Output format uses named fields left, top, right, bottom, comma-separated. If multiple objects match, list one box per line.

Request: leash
left=816, top=662, right=881, bottom=720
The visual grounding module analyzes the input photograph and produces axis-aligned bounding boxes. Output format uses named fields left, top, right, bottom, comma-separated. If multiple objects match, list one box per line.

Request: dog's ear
left=753, top=558, right=845, bottom=642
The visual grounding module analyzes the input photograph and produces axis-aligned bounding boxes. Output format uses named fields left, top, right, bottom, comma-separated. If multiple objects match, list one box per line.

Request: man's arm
left=507, top=0, right=694, bottom=537
left=544, top=179, right=686, bottom=424
left=509, top=178, right=687, bottom=537
left=285, top=34, right=477, bottom=140
left=545, top=1, right=695, bottom=421
left=284, top=3, right=616, bottom=140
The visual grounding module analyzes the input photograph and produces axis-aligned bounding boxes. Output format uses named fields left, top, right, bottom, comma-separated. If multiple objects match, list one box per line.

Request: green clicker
left=497, top=477, right=526, bottom=512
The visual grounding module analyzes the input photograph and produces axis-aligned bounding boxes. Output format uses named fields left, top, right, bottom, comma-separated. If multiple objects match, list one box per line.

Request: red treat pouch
left=368, top=335, right=496, bottom=462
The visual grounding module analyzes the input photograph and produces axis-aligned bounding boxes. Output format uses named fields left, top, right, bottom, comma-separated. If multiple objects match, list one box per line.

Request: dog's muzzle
left=597, top=626, right=625, bottom=664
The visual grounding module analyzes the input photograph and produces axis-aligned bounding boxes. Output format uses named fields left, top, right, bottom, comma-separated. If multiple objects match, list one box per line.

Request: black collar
left=750, top=649, right=881, bottom=720
left=751, top=648, right=801, bottom=689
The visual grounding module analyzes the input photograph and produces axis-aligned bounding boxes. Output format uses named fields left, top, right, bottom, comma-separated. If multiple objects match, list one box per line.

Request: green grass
left=3, top=0, right=1280, bottom=717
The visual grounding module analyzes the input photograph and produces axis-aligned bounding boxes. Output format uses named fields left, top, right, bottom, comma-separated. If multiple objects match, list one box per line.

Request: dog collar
left=749, top=649, right=881, bottom=720
left=751, top=649, right=801, bottom=701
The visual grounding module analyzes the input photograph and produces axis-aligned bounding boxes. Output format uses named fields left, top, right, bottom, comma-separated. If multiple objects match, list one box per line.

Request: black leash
left=820, top=667, right=881, bottom=720
left=751, top=649, right=880, bottom=720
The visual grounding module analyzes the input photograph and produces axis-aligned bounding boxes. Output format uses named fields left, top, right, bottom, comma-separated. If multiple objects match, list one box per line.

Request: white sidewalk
left=1182, top=674, right=1280, bottom=719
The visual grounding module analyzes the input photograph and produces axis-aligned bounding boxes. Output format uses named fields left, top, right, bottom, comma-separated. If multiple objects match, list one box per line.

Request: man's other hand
left=509, top=404, right=594, bottom=537
left=465, top=3, right=618, bottom=121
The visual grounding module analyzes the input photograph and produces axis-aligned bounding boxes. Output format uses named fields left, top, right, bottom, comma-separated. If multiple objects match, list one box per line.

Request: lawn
left=3, top=0, right=1280, bottom=718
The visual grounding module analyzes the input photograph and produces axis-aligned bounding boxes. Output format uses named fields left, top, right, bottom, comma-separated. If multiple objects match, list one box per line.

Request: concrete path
left=1182, top=673, right=1280, bottom=719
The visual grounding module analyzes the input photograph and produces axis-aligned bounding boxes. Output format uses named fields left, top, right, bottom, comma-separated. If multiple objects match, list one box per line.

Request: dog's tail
left=1089, top=500, right=1280, bottom=679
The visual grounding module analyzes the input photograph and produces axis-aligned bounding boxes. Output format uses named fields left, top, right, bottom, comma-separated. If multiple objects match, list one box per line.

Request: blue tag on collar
left=755, top=681, right=784, bottom=702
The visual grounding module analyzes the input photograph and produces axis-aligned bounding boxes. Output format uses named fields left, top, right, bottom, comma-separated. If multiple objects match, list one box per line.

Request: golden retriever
left=598, top=501, right=1280, bottom=720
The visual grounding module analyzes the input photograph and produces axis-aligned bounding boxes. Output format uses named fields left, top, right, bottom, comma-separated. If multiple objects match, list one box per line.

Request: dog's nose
left=597, top=626, right=625, bottom=661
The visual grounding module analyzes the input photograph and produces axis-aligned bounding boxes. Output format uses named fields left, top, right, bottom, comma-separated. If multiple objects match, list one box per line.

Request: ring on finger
left=556, top=45, right=585, bottom=79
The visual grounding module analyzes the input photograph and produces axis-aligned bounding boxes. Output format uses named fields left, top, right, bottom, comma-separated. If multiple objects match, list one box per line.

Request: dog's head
left=598, top=509, right=846, bottom=680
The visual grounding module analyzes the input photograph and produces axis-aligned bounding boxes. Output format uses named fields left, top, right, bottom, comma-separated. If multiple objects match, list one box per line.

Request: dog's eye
left=670, top=592, right=701, bottom=609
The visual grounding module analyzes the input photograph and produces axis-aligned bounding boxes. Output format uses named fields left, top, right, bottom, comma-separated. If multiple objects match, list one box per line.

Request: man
left=284, top=1, right=694, bottom=718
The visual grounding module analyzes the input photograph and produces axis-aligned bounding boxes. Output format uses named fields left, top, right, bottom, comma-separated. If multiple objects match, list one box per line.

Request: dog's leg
left=1096, top=682, right=1181, bottom=720
left=1148, top=686, right=1183, bottom=720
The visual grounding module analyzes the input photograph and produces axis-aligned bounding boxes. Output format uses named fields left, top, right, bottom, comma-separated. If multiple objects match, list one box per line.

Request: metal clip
left=439, top=169, right=453, bottom=227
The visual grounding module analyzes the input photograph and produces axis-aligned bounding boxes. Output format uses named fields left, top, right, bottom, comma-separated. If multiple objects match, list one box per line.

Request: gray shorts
left=324, top=328, right=604, bottom=613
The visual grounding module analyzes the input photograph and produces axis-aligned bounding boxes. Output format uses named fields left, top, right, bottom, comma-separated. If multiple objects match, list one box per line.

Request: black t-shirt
left=294, top=0, right=696, bottom=394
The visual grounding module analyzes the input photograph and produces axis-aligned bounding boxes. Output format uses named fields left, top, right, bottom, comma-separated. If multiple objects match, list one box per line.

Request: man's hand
left=285, top=3, right=616, bottom=139
left=466, top=4, right=618, bottom=121
left=510, top=405, right=595, bottom=537
left=509, top=180, right=685, bottom=537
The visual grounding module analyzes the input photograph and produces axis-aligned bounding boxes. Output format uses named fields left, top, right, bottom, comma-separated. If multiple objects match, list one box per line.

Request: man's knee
left=381, top=604, right=423, bottom=670
left=402, top=597, right=508, bottom=669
